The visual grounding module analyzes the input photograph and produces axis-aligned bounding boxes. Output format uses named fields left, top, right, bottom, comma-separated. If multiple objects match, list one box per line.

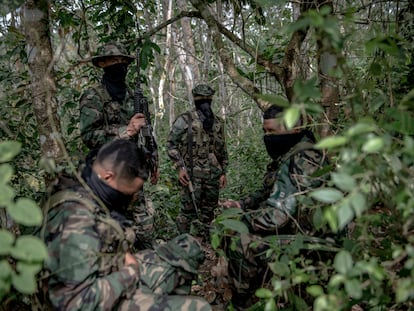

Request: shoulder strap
left=185, top=112, right=194, bottom=178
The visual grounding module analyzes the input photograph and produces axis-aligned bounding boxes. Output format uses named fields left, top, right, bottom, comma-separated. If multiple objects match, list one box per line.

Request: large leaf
left=10, top=235, right=48, bottom=262
left=0, top=141, right=21, bottom=163
left=6, top=198, right=43, bottom=226
left=0, top=164, right=14, bottom=184
left=310, top=188, right=344, bottom=203
left=0, top=229, right=15, bottom=255
left=331, top=172, right=356, bottom=192
left=219, top=219, right=249, bottom=234
left=0, top=184, right=15, bottom=207
left=315, top=136, right=348, bottom=149
left=12, top=270, right=37, bottom=294
left=334, top=250, right=353, bottom=275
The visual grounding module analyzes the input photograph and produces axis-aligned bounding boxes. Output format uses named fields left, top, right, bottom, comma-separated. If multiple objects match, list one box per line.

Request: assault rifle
left=134, top=47, right=158, bottom=180
left=179, top=155, right=200, bottom=219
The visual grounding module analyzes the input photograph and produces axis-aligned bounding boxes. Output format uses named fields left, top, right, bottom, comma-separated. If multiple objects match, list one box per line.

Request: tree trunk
left=23, top=0, right=64, bottom=185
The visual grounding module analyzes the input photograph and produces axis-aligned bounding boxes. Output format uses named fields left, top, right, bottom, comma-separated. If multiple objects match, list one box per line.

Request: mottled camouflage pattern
left=192, top=84, right=215, bottom=97
left=80, top=83, right=155, bottom=247
left=80, top=83, right=134, bottom=150
left=167, top=109, right=228, bottom=236
left=42, top=187, right=211, bottom=311
left=224, top=137, right=329, bottom=300
left=91, top=42, right=134, bottom=67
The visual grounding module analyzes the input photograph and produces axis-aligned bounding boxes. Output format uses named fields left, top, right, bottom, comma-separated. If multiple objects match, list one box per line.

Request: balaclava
left=102, top=63, right=128, bottom=103
left=195, top=99, right=214, bottom=132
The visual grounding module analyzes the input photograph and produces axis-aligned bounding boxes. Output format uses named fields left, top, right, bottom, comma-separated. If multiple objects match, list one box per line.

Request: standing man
left=79, top=41, right=158, bottom=249
left=41, top=139, right=211, bottom=311
left=167, top=84, right=228, bottom=240
left=221, top=104, right=331, bottom=309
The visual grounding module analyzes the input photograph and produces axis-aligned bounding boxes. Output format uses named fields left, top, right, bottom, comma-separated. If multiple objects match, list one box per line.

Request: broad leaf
left=10, top=236, right=48, bottom=262
left=310, top=188, right=344, bottom=203
left=315, top=136, right=348, bottom=149
left=334, top=250, right=353, bottom=275
left=6, top=198, right=43, bottom=226
left=0, top=229, right=14, bottom=255
left=0, top=141, right=21, bottom=163
left=331, top=172, right=356, bottom=192
left=219, top=219, right=249, bottom=234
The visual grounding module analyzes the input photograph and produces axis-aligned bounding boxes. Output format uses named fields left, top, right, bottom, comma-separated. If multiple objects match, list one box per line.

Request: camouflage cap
left=155, top=234, right=204, bottom=274
left=91, top=42, right=134, bottom=67
left=192, top=84, right=215, bottom=97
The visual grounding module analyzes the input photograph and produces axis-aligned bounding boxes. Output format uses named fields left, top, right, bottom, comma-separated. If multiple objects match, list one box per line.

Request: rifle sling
left=186, top=112, right=193, bottom=179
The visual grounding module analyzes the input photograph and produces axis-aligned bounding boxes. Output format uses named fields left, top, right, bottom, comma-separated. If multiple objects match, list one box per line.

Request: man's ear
left=101, top=170, right=115, bottom=182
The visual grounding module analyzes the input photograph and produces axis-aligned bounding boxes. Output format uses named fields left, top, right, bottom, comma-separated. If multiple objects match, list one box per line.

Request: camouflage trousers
left=117, top=290, right=211, bottom=311
left=176, top=175, right=220, bottom=239
left=118, top=234, right=211, bottom=311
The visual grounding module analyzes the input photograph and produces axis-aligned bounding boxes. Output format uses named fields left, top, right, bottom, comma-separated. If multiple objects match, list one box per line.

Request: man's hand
left=124, top=252, right=139, bottom=269
left=221, top=199, right=241, bottom=209
left=126, top=113, right=146, bottom=137
left=178, top=167, right=190, bottom=186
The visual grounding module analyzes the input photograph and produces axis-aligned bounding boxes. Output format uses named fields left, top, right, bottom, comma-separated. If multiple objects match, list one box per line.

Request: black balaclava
left=82, top=163, right=133, bottom=212
left=195, top=99, right=214, bottom=132
left=263, top=131, right=306, bottom=160
left=102, top=63, right=128, bottom=103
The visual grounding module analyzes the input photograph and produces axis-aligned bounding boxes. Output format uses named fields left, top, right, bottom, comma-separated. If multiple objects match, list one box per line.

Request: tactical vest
left=181, top=110, right=225, bottom=178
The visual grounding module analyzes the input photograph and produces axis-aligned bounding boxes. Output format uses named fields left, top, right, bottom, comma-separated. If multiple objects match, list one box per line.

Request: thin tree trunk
left=23, top=0, right=64, bottom=185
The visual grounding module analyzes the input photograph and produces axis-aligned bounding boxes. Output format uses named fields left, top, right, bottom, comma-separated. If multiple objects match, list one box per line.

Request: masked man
left=167, top=84, right=228, bottom=241
left=221, top=104, right=331, bottom=309
left=79, top=42, right=159, bottom=249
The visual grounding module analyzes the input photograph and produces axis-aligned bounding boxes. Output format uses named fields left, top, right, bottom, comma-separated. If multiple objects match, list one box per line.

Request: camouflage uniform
left=41, top=182, right=211, bottom=311
left=223, top=136, right=329, bottom=304
left=79, top=43, right=155, bottom=249
left=167, top=85, right=228, bottom=237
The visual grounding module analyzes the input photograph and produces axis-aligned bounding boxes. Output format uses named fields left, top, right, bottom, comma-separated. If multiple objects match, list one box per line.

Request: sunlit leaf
left=12, top=270, right=37, bottom=294
left=256, top=288, right=273, bottom=298
left=265, top=297, right=276, bottom=311
left=310, top=188, right=344, bottom=203
left=346, top=122, right=376, bottom=137
left=10, top=236, right=48, bottom=261
left=307, top=285, right=324, bottom=297
left=6, top=198, right=43, bottom=226
left=315, top=136, right=348, bottom=149
left=334, top=250, right=353, bottom=274
left=0, top=141, right=21, bottom=163
left=337, top=201, right=354, bottom=230
left=362, top=137, right=384, bottom=153
left=284, top=106, right=301, bottom=129
left=331, top=172, right=356, bottom=192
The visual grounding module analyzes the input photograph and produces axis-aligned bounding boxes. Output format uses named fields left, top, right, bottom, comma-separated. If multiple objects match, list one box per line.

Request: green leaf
left=0, top=184, right=15, bottom=207
left=315, top=136, right=348, bottom=149
left=0, top=141, right=21, bottom=163
left=284, top=107, right=301, bottom=129
left=344, top=278, right=362, bottom=299
left=6, top=198, right=43, bottom=226
left=346, top=122, right=376, bottom=137
left=16, top=261, right=43, bottom=275
left=270, top=261, right=290, bottom=277
left=350, top=192, right=367, bottom=217
left=334, top=250, right=353, bottom=274
left=219, top=219, right=249, bottom=234
left=0, top=260, right=12, bottom=279
left=337, top=201, right=354, bottom=230
left=265, top=298, right=276, bottom=311
left=310, top=188, right=344, bottom=203
left=324, top=208, right=338, bottom=233
left=331, top=172, right=356, bottom=192
left=362, top=137, right=384, bottom=153
left=12, top=270, right=37, bottom=294
left=10, top=236, right=48, bottom=262
left=306, top=285, right=324, bottom=297
left=255, top=288, right=273, bottom=299
left=219, top=207, right=243, bottom=218
left=0, top=164, right=14, bottom=184
left=0, top=229, right=15, bottom=255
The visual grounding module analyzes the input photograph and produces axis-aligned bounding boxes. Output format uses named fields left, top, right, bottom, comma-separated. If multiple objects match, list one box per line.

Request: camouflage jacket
left=41, top=179, right=205, bottom=310
left=166, top=109, right=228, bottom=178
left=79, top=83, right=133, bottom=150
left=241, top=136, right=328, bottom=235
left=42, top=185, right=139, bottom=310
